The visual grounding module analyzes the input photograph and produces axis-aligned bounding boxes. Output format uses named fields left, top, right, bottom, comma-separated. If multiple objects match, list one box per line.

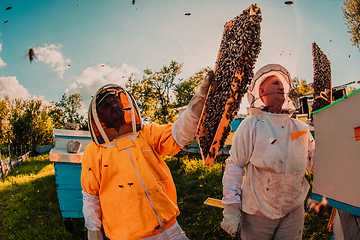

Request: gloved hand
left=221, top=204, right=241, bottom=238
left=188, top=70, right=214, bottom=117
left=171, top=70, right=214, bottom=146
left=87, top=230, right=104, bottom=240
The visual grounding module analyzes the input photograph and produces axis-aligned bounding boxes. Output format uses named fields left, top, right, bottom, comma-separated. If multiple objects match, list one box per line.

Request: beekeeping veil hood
left=247, top=64, right=295, bottom=115
left=88, top=84, right=143, bottom=145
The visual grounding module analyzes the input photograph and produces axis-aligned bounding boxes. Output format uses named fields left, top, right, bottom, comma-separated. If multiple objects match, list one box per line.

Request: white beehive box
left=312, top=89, right=360, bottom=209
left=50, top=129, right=91, bottom=163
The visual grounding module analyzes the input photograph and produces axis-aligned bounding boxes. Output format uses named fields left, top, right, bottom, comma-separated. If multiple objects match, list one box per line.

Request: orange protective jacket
left=82, top=84, right=185, bottom=240
left=81, top=124, right=182, bottom=239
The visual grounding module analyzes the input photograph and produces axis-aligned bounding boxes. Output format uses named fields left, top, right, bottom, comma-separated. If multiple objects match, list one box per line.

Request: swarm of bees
left=196, top=4, right=262, bottom=167
left=311, top=42, right=332, bottom=112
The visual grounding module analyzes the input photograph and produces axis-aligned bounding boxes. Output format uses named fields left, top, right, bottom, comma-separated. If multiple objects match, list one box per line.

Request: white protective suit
left=221, top=64, right=315, bottom=238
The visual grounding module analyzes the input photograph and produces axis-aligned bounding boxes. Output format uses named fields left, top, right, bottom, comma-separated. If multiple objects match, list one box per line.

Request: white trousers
left=140, top=221, right=189, bottom=240
left=240, top=205, right=304, bottom=240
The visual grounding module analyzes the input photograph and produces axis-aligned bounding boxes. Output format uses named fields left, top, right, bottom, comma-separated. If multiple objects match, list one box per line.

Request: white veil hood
left=88, top=84, right=144, bottom=145
left=247, top=64, right=296, bottom=115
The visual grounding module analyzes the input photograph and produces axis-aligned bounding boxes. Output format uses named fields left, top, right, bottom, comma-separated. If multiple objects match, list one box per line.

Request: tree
left=0, top=97, right=10, bottom=147
left=49, top=93, right=87, bottom=129
left=291, top=77, right=313, bottom=96
left=9, top=98, right=53, bottom=152
left=126, top=61, right=183, bottom=124
left=288, top=77, right=313, bottom=115
left=173, top=66, right=213, bottom=108
left=342, top=0, right=360, bottom=50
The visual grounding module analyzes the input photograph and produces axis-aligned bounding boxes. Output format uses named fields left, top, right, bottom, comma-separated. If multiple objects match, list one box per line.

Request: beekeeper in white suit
left=221, top=64, right=315, bottom=240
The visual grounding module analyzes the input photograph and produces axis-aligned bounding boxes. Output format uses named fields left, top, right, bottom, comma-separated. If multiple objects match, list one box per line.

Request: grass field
left=0, top=153, right=333, bottom=240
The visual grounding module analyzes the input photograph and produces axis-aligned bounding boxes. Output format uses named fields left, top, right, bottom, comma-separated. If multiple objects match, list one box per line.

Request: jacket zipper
left=126, top=148, right=164, bottom=232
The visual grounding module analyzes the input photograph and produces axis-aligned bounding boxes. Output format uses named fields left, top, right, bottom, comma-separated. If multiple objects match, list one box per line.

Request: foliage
left=291, top=77, right=313, bottom=96
left=173, top=66, right=212, bottom=108
left=289, top=77, right=313, bottom=108
left=126, top=60, right=183, bottom=124
left=8, top=98, right=53, bottom=151
left=125, top=63, right=213, bottom=124
left=49, top=93, right=87, bottom=130
left=0, top=92, right=88, bottom=157
left=342, top=0, right=360, bottom=50
left=0, top=97, right=10, bottom=146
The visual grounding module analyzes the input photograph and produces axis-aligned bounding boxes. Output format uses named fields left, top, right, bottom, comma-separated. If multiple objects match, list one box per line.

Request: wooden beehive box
left=49, top=129, right=91, bottom=218
left=312, top=89, right=360, bottom=210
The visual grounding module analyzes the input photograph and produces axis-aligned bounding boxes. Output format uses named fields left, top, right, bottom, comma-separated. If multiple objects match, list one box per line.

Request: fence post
left=8, top=145, right=11, bottom=169
left=0, top=152, right=2, bottom=179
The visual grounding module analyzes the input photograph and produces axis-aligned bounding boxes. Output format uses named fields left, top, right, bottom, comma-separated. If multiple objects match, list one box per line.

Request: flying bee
left=270, top=138, right=277, bottom=145
left=25, top=47, right=40, bottom=63
left=28, top=48, right=36, bottom=63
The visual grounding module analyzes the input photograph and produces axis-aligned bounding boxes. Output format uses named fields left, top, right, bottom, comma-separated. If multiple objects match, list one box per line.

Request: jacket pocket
left=142, top=146, right=169, bottom=182
left=290, top=132, right=308, bottom=161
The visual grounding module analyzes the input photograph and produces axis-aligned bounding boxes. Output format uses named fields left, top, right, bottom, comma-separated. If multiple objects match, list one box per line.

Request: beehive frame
left=196, top=4, right=262, bottom=167
left=311, top=42, right=332, bottom=113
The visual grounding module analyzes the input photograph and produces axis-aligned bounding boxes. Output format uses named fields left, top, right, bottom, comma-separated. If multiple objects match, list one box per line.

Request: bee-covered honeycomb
left=312, top=42, right=332, bottom=112
left=196, top=4, right=262, bottom=167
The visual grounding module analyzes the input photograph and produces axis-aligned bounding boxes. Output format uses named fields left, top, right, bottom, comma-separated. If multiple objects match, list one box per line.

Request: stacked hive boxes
left=50, top=129, right=91, bottom=218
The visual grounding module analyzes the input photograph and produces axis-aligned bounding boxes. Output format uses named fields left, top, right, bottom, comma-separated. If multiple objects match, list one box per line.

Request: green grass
left=169, top=154, right=333, bottom=240
left=0, top=153, right=333, bottom=239
left=0, top=153, right=86, bottom=240
left=166, top=154, right=232, bottom=239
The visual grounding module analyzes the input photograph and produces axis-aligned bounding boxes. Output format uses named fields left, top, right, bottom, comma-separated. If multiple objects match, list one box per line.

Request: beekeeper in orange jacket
left=221, top=64, right=315, bottom=240
left=81, top=71, right=213, bottom=240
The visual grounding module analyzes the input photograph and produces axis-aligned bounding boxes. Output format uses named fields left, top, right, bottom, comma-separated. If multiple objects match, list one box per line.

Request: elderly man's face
left=97, top=95, right=125, bottom=129
left=259, top=75, right=285, bottom=107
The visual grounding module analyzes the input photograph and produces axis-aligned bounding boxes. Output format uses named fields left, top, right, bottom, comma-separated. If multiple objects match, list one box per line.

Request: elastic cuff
left=172, top=107, right=199, bottom=146
left=82, top=191, right=102, bottom=231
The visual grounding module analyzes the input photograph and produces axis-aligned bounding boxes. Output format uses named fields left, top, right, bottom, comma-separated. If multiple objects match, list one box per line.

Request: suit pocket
left=142, top=146, right=169, bottom=181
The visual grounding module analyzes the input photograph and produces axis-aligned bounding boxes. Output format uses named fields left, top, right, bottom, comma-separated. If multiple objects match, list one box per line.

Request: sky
left=0, top=0, right=359, bottom=115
